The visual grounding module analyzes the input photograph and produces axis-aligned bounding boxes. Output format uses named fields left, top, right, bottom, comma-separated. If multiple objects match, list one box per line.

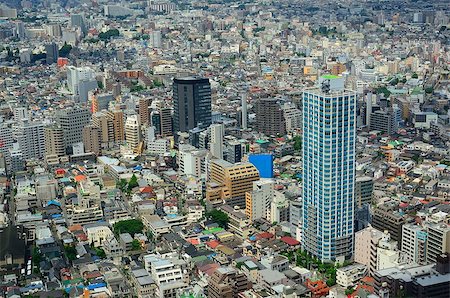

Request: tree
left=98, top=29, right=120, bottom=41
left=32, top=246, right=42, bottom=265
left=127, top=174, right=138, bottom=192
left=425, top=87, right=433, bottom=94
left=131, top=239, right=141, bottom=250
left=64, top=245, right=77, bottom=261
left=97, top=80, right=104, bottom=89
left=293, top=136, right=302, bottom=151
left=206, top=210, right=229, bottom=228
left=411, top=73, right=418, bottom=79
left=117, top=179, right=127, bottom=193
left=59, top=42, right=72, bottom=58
left=94, top=247, right=106, bottom=259
left=113, top=219, right=144, bottom=237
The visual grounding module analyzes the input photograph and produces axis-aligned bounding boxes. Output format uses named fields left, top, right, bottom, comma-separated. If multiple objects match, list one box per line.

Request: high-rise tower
left=173, top=77, right=211, bottom=135
left=302, top=75, right=357, bottom=262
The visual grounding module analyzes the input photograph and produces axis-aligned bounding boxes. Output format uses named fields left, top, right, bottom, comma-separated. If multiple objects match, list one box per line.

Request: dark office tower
left=138, top=98, right=150, bottom=125
left=173, top=77, right=211, bottom=134
left=255, top=98, right=286, bottom=136
left=56, top=107, right=91, bottom=151
left=151, top=111, right=161, bottom=135
left=160, top=107, right=173, bottom=137
left=45, top=42, right=59, bottom=64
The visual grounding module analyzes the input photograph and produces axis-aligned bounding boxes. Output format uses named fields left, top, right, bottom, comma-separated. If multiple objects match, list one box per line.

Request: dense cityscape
left=0, top=0, right=449, bottom=297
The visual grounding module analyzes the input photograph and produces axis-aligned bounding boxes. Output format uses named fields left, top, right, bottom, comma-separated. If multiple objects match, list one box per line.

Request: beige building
left=207, top=159, right=259, bottom=208
left=82, top=125, right=101, bottom=155
left=138, top=98, right=150, bottom=125
left=44, top=126, right=66, bottom=164
left=92, top=111, right=115, bottom=148
left=354, top=226, right=384, bottom=268
left=107, top=110, right=125, bottom=143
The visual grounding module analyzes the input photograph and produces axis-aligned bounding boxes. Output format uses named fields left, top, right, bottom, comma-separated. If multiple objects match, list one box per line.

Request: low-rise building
left=336, top=264, right=368, bottom=287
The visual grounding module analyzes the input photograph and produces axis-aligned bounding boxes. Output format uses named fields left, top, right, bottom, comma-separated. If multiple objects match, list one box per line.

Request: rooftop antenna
left=321, top=79, right=331, bottom=94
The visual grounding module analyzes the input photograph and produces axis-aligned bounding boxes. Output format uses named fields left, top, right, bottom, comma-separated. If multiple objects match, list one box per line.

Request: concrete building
left=131, top=268, right=156, bottom=298
left=178, top=144, right=208, bottom=178
left=147, top=139, right=170, bottom=155
left=209, top=123, right=224, bottom=159
left=159, top=108, right=173, bottom=137
left=92, top=111, right=115, bottom=148
left=84, top=223, right=114, bottom=247
left=144, top=254, right=187, bottom=298
left=207, top=159, right=260, bottom=208
left=56, top=107, right=91, bottom=149
left=82, top=125, right=102, bottom=155
left=372, top=203, right=412, bottom=245
left=336, top=264, right=368, bottom=287
left=125, top=115, right=141, bottom=152
left=255, top=98, right=286, bottom=136
left=139, top=98, right=150, bottom=125
left=426, top=224, right=450, bottom=264
left=17, top=120, right=45, bottom=160
left=107, top=110, right=125, bottom=143
left=370, top=109, right=398, bottom=135
left=208, top=267, right=251, bottom=298
left=402, top=224, right=428, bottom=265
left=355, top=226, right=385, bottom=270
left=44, top=126, right=66, bottom=165
left=224, top=140, right=245, bottom=164
left=245, top=179, right=274, bottom=222
left=67, top=66, right=97, bottom=102
left=45, top=42, right=58, bottom=64
left=355, top=176, right=373, bottom=207
left=374, top=256, right=450, bottom=298
left=283, top=102, right=302, bottom=132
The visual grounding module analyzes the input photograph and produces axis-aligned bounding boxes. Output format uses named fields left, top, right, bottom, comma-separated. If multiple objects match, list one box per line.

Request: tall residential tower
left=302, top=76, right=357, bottom=262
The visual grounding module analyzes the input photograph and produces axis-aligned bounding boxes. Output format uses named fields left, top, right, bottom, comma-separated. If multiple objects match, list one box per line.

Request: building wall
left=302, top=87, right=357, bottom=262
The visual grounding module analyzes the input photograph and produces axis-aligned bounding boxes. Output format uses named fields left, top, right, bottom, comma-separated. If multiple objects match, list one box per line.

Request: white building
left=143, top=254, right=187, bottom=298
left=177, top=144, right=208, bottom=178
left=84, top=223, right=114, bottom=247
left=209, top=123, right=224, bottom=159
left=125, top=115, right=142, bottom=152
left=245, top=179, right=274, bottom=222
left=147, top=139, right=170, bottom=155
left=401, top=223, right=427, bottom=265
left=336, top=264, right=368, bottom=287
left=16, top=120, right=45, bottom=160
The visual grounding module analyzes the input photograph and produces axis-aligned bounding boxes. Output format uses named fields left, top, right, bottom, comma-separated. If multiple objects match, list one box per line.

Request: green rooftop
left=256, top=139, right=269, bottom=144
left=322, top=74, right=340, bottom=79
left=202, top=227, right=223, bottom=234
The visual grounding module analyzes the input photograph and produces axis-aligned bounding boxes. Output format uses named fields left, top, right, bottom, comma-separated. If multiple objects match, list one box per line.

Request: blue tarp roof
left=87, top=283, right=107, bottom=290
left=47, top=200, right=61, bottom=207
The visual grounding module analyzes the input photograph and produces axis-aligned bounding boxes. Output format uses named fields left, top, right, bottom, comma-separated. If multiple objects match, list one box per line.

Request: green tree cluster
left=59, top=43, right=72, bottom=58
left=293, top=136, right=302, bottom=151
left=64, top=245, right=77, bottom=261
left=131, top=239, right=141, bottom=250
left=205, top=210, right=229, bottom=228
left=98, top=29, right=120, bottom=41
left=113, top=219, right=144, bottom=237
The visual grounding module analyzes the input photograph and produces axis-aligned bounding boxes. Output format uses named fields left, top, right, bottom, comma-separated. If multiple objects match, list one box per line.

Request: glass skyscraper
left=301, top=76, right=357, bottom=262
left=173, top=77, right=212, bottom=135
